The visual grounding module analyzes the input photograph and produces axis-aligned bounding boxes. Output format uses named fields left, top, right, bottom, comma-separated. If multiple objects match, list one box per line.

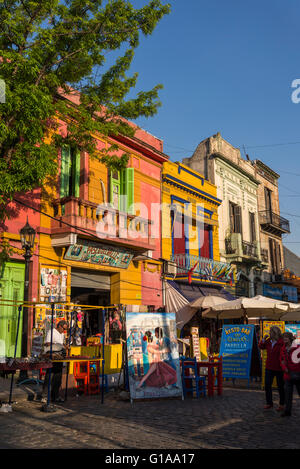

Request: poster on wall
left=40, top=267, right=68, bottom=302
left=219, top=325, right=260, bottom=381
left=126, top=312, right=183, bottom=401
left=284, top=324, right=300, bottom=342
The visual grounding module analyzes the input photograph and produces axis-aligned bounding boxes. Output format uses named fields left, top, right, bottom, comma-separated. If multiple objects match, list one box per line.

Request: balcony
left=171, top=253, right=233, bottom=284
left=259, top=210, right=290, bottom=234
left=224, top=233, right=260, bottom=263
left=51, top=196, right=156, bottom=251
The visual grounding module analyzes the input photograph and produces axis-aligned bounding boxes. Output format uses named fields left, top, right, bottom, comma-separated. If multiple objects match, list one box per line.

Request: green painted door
left=0, top=262, right=25, bottom=357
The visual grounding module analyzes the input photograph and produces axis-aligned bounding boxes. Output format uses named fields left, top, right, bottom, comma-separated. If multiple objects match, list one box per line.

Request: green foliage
left=0, top=0, right=171, bottom=214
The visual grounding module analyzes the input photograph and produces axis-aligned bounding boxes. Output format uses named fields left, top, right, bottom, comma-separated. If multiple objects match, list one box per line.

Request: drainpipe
left=100, top=179, right=107, bottom=205
left=249, top=266, right=256, bottom=297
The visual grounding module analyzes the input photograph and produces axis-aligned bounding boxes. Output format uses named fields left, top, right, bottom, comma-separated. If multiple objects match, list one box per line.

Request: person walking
left=259, top=326, right=285, bottom=411
left=280, top=332, right=300, bottom=417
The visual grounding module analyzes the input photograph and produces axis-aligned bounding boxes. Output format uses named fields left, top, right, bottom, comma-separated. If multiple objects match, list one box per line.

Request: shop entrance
left=71, top=269, right=111, bottom=337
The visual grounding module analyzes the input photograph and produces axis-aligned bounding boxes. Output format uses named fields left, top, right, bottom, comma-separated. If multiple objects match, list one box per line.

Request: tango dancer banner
left=126, top=312, right=183, bottom=401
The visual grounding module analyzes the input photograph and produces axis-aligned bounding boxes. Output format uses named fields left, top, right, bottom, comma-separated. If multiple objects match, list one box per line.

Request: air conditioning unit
left=272, top=274, right=284, bottom=282
left=132, top=250, right=153, bottom=261
left=163, top=260, right=177, bottom=276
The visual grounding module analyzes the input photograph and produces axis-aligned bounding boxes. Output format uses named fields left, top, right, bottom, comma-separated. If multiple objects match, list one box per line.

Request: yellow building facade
left=161, top=161, right=235, bottom=291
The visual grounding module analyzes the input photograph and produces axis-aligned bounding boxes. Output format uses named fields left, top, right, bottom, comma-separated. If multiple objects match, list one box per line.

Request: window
left=110, top=168, right=134, bottom=214
left=60, top=145, right=80, bottom=198
left=269, top=238, right=282, bottom=275
left=172, top=208, right=186, bottom=256
left=264, top=187, right=272, bottom=212
left=229, top=202, right=242, bottom=235
left=249, top=212, right=256, bottom=243
left=199, top=224, right=212, bottom=259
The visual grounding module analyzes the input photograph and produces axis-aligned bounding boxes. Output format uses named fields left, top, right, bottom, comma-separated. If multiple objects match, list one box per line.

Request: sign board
left=191, top=334, right=201, bottom=362
left=263, top=284, right=298, bottom=303
left=261, top=321, right=285, bottom=389
left=219, top=325, right=257, bottom=380
left=31, top=334, right=44, bottom=357
left=126, top=312, right=183, bottom=401
left=64, top=239, right=134, bottom=269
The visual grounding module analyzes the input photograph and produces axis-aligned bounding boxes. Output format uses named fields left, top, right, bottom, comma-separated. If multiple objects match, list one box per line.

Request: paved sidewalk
left=0, top=375, right=37, bottom=403
left=0, top=383, right=300, bottom=449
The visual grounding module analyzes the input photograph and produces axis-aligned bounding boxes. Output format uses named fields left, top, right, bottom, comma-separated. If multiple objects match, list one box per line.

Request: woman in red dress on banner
left=137, top=328, right=177, bottom=389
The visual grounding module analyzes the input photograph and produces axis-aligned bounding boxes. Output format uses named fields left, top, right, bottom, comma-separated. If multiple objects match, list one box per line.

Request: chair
left=73, top=361, right=89, bottom=395
left=180, top=357, right=206, bottom=398
left=87, top=361, right=101, bottom=395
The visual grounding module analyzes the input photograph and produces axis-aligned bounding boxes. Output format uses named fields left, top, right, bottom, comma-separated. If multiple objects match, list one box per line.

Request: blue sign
left=219, top=325, right=255, bottom=379
left=263, top=284, right=298, bottom=303
left=282, top=286, right=298, bottom=303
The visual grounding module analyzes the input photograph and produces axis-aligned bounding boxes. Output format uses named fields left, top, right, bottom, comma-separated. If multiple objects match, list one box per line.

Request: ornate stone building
left=182, top=132, right=266, bottom=297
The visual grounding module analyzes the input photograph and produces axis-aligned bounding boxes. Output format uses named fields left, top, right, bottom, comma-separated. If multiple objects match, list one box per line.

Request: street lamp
left=19, top=218, right=36, bottom=357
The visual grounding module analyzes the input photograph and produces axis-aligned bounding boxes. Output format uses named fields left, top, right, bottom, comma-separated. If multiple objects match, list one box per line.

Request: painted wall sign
left=126, top=312, right=183, bottom=401
left=219, top=325, right=255, bottom=380
left=64, top=239, right=134, bottom=269
left=40, top=267, right=67, bottom=302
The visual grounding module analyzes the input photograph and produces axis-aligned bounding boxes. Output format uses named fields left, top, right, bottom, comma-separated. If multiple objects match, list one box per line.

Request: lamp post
left=19, top=218, right=36, bottom=357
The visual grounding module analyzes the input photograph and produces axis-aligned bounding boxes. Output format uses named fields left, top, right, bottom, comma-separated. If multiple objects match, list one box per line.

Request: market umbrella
left=176, top=295, right=229, bottom=329
left=202, top=296, right=289, bottom=320
left=189, top=295, right=230, bottom=309
left=277, top=304, right=300, bottom=322
left=251, top=295, right=300, bottom=311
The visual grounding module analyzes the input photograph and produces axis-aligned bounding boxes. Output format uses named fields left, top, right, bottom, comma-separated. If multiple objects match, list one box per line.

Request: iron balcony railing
left=224, top=233, right=259, bottom=260
left=259, top=210, right=290, bottom=233
left=242, top=240, right=258, bottom=258
left=171, top=253, right=234, bottom=283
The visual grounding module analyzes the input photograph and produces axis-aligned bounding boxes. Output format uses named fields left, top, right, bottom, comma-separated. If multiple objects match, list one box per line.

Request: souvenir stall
left=0, top=296, right=128, bottom=409
left=33, top=302, right=127, bottom=400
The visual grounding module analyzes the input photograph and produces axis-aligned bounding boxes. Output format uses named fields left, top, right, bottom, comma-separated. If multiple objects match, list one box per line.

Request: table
left=0, top=361, right=52, bottom=371
left=182, top=358, right=223, bottom=397
left=52, top=357, right=104, bottom=402
left=0, top=361, right=53, bottom=406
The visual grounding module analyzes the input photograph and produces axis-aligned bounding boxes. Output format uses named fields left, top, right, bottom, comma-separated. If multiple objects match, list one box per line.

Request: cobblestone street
left=1, top=383, right=300, bottom=450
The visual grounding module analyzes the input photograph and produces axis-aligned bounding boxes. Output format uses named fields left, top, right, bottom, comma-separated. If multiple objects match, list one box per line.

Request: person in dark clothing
left=259, top=326, right=285, bottom=411
left=280, top=332, right=300, bottom=417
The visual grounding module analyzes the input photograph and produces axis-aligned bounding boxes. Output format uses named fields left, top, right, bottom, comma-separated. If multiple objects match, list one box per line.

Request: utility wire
left=12, top=197, right=236, bottom=282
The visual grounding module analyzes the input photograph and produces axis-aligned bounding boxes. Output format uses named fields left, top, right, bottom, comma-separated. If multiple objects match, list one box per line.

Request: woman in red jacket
left=280, top=332, right=300, bottom=417
left=259, top=326, right=285, bottom=411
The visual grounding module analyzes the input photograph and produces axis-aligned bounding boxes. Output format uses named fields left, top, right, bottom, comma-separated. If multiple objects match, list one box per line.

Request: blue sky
left=119, top=0, right=300, bottom=256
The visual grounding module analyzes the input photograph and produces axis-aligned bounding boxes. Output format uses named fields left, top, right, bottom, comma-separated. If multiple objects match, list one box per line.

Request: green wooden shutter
left=60, top=145, right=71, bottom=198
left=72, top=148, right=81, bottom=198
left=110, top=170, right=120, bottom=210
left=122, top=168, right=134, bottom=214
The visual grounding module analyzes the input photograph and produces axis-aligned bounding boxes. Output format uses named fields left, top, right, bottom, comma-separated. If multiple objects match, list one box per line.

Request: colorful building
left=161, top=160, right=235, bottom=314
left=0, top=191, right=41, bottom=356
left=38, top=129, right=168, bottom=319
left=0, top=93, right=169, bottom=356
left=183, top=133, right=264, bottom=297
